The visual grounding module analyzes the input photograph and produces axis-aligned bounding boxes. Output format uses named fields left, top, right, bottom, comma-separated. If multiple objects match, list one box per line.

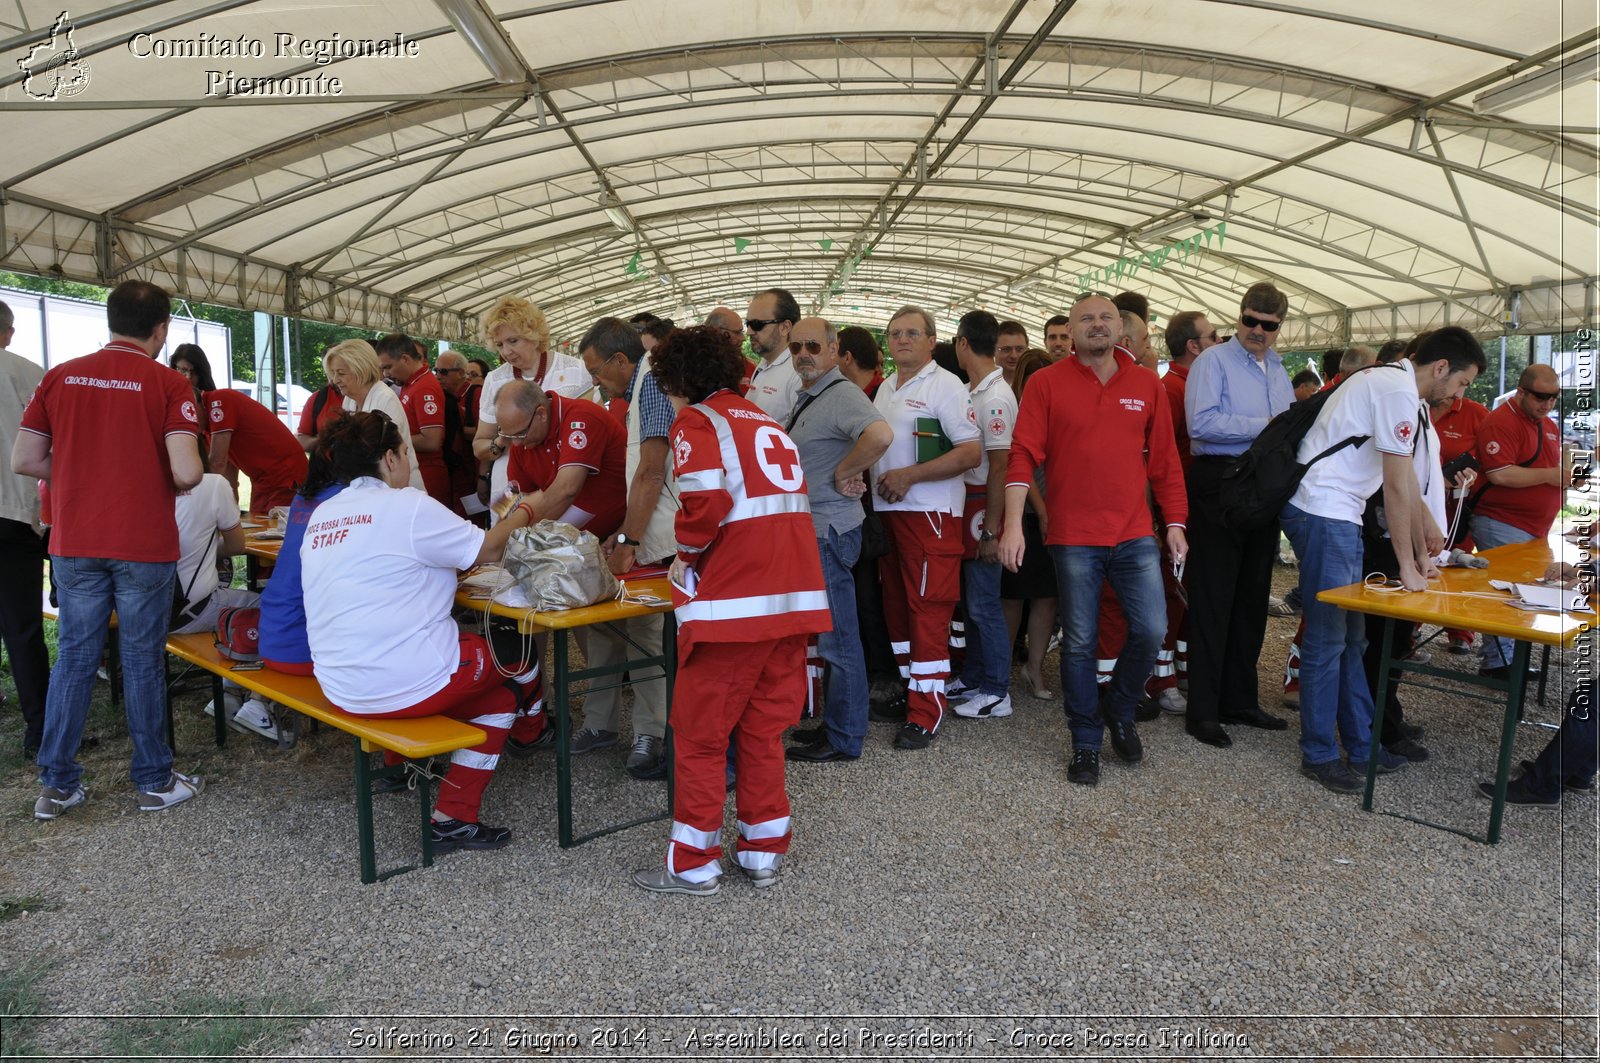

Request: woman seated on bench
left=299, top=412, right=542, bottom=852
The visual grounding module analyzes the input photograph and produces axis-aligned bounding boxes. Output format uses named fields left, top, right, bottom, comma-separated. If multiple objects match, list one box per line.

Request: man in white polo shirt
left=1280, top=328, right=1484, bottom=793
left=745, top=288, right=802, bottom=424
left=871, top=305, right=981, bottom=750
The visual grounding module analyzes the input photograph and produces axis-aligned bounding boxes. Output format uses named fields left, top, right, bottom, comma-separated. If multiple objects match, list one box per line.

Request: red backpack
left=215, top=606, right=261, bottom=662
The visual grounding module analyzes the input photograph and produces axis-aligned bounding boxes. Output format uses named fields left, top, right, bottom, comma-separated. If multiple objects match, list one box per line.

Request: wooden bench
left=164, top=633, right=486, bottom=883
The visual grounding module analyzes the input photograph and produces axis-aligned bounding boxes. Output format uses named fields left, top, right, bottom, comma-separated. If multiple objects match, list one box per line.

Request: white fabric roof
left=1, top=1, right=1594, bottom=348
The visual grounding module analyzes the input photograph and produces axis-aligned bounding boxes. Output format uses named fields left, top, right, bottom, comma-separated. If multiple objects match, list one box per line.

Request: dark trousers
left=1361, top=534, right=1414, bottom=745
left=1184, top=457, right=1278, bottom=723
left=0, top=519, right=49, bottom=748
left=853, top=539, right=897, bottom=685
left=1523, top=681, right=1598, bottom=798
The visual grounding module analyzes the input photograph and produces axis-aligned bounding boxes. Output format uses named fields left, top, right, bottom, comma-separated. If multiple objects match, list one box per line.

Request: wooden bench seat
left=163, top=633, right=486, bottom=883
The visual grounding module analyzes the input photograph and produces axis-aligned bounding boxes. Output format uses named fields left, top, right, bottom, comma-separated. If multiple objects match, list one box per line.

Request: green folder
left=914, top=416, right=953, bottom=462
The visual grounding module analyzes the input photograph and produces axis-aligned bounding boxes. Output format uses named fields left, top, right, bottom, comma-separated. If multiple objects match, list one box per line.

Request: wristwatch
left=615, top=533, right=641, bottom=547
left=488, top=441, right=504, bottom=458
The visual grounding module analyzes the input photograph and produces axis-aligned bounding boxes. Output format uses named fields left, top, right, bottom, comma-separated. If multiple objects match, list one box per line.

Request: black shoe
left=504, top=726, right=555, bottom=758
left=1067, top=748, right=1100, bottom=786
left=789, top=726, right=829, bottom=747
left=1479, top=665, right=1541, bottom=683
left=1386, top=736, right=1430, bottom=762
left=786, top=739, right=858, bottom=763
left=869, top=696, right=907, bottom=723
left=1218, top=705, right=1288, bottom=730
left=1301, top=758, right=1362, bottom=794
left=1477, top=777, right=1560, bottom=807
left=1186, top=719, right=1233, bottom=748
left=1398, top=720, right=1425, bottom=741
left=893, top=723, right=933, bottom=750
left=1518, top=759, right=1596, bottom=794
left=1104, top=718, right=1143, bottom=764
left=1133, top=695, right=1161, bottom=722
left=372, top=774, right=412, bottom=795
left=431, top=818, right=512, bottom=851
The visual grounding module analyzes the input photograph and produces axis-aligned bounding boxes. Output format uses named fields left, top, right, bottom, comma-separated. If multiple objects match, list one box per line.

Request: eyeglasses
left=499, top=411, right=541, bottom=442
left=436, top=366, right=462, bottom=375
left=787, top=340, right=824, bottom=356
left=1198, top=331, right=1219, bottom=344
left=745, top=318, right=783, bottom=332
left=1523, top=386, right=1560, bottom=403
left=888, top=328, right=927, bottom=341
left=1240, top=314, right=1282, bottom=333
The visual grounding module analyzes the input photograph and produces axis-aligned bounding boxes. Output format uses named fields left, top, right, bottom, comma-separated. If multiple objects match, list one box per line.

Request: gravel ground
left=2, top=565, right=1595, bottom=1060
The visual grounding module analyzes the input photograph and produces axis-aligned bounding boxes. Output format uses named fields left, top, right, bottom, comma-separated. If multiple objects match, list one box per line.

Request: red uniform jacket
left=1161, top=361, right=1192, bottom=471
left=1005, top=346, right=1188, bottom=547
left=669, top=390, right=831, bottom=651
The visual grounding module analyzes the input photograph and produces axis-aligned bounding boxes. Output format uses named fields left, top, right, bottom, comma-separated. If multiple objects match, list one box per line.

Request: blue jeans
left=1279, top=503, right=1373, bottom=765
left=960, top=557, right=1009, bottom=697
left=38, top=555, right=176, bottom=792
left=1049, top=537, right=1165, bottom=750
left=1469, top=513, right=1533, bottom=670
left=815, top=526, right=868, bottom=756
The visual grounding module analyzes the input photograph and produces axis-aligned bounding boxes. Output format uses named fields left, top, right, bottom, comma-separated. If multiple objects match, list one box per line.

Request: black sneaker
left=431, top=818, right=512, bottom=852
left=1300, top=758, right=1362, bottom=794
left=1517, top=759, right=1596, bottom=794
left=1133, top=695, right=1162, bottom=722
left=1386, top=736, right=1430, bottom=762
left=1477, top=776, right=1560, bottom=806
left=504, top=726, right=556, bottom=758
left=1067, top=748, right=1100, bottom=786
left=1104, top=718, right=1144, bottom=764
left=893, top=723, right=933, bottom=750
left=869, top=695, right=908, bottom=723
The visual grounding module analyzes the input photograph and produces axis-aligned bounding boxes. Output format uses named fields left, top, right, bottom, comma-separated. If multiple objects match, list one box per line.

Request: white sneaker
left=946, top=677, right=970, bottom=698
left=204, top=691, right=243, bottom=719
left=1158, top=687, right=1187, bottom=714
left=953, top=692, right=1012, bottom=719
left=136, top=771, right=203, bottom=812
left=231, top=699, right=282, bottom=742
left=34, top=783, right=88, bottom=820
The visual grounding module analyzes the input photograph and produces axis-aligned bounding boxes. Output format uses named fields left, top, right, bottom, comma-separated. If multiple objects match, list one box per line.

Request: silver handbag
left=500, top=520, right=622, bottom=611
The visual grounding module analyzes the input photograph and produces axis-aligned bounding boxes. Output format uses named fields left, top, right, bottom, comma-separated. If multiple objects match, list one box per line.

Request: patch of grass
left=0, top=897, right=52, bottom=924
left=0, top=962, right=48, bottom=1059
left=100, top=993, right=319, bottom=1062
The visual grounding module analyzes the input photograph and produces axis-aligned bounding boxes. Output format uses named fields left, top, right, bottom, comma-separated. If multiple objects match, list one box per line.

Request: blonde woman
left=322, top=339, right=423, bottom=491
left=473, top=296, right=591, bottom=514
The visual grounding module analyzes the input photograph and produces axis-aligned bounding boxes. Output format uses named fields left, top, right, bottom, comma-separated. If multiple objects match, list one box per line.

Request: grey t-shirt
left=788, top=366, right=887, bottom=540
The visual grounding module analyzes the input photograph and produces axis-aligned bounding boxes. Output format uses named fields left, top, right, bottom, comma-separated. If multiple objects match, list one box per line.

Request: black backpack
left=1216, top=365, right=1401, bottom=531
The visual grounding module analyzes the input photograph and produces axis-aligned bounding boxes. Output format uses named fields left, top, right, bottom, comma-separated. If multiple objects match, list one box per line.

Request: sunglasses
left=745, top=317, right=783, bottom=332
left=1523, top=386, right=1560, bottom=403
left=787, top=340, right=824, bottom=356
left=1240, top=314, right=1281, bottom=333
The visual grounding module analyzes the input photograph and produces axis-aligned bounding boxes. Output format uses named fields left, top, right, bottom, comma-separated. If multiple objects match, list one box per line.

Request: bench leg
left=555, top=629, right=574, bottom=848
left=352, top=739, right=378, bottom=885
left=419, top=766, right=435, bottom=869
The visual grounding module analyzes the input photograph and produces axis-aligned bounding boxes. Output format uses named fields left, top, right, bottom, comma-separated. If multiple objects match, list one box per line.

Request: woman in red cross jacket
left=631, top=325, right=831, bottom=896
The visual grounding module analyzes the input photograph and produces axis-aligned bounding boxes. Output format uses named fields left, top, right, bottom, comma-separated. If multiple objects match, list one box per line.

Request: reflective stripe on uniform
left=676, top=589, right=831, bottom=624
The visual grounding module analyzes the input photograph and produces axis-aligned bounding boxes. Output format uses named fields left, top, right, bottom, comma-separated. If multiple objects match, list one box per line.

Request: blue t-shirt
left=258, top=482, right=344, bottom=666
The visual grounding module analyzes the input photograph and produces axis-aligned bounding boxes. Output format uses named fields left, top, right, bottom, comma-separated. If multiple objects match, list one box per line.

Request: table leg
left=554, top=628, right=574, bottom=849
left=1486, top=640, right=1532, bottom=845
left=1363, top=616, right=1397, bottom=811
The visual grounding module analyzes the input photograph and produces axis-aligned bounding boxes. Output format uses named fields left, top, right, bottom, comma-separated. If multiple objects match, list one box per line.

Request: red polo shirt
left=1006, top=346, right=1188, bottom=547
left=1161, top=361, right=1192, bottom=470
left=205, top=389, right=308, bottom=502
left=399, top=368, right=448, bottom=480
left=1473, top=400, right=1562, bottom=537
left=1431, top=396, right=1489, bottom=467
left=505, top=394, right=628, bottom=538
left=21, top=342, right=200, bottom=561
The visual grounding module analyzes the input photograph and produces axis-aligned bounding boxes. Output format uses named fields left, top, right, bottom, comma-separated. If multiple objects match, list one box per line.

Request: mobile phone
left=1441, top=451, right=1480, bottom=479
left=230, top=660, right=265, bottom=671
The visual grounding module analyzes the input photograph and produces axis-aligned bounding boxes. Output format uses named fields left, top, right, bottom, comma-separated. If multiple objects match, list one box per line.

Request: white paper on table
left=460, top=493, right=489, bottom=516
left=1513, top=582, right=1590, bottom=612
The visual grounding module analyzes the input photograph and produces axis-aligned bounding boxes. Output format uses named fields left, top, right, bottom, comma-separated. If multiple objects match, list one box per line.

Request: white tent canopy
left=2, top=1, right=1594, bottom=348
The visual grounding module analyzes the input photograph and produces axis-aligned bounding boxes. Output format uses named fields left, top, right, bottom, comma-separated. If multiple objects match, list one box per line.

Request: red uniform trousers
left=1094, top=556, right=1188, bottom=695
left=248, top=480, right=298, bottom=517
left=341, top=632, right=533, bottom=823
left=665, top=635, right=806, bottom=883
left=420, top=462, right=453, bottom=512
left=877, top=510, right=961, bottom=732
left=504, top=653, right=547, bottom=745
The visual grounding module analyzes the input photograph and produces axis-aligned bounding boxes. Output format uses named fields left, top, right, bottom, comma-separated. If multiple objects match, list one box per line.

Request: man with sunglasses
left=1470, top=363, right=1572, bottom=680
left=782, top=317, right=891, bottom=763
left=1182, top=283, right=1297, bottom=749
left=745, top=288, right=802, bottom=424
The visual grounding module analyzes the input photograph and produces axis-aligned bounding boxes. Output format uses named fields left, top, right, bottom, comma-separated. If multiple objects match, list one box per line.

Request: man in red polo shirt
left=1000, top=293, right=1188, bottom=787
left=494, top=377, right=628, bottom=752
left=205, top=387, right=308, bottom=516
left=374, top=334, right=452, bottom=509
left=1471, top=363, right=1571, bottom=679
left=14, top=281, right=206, bottom=818
left=1431, top=390, right=1490, bottom=653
